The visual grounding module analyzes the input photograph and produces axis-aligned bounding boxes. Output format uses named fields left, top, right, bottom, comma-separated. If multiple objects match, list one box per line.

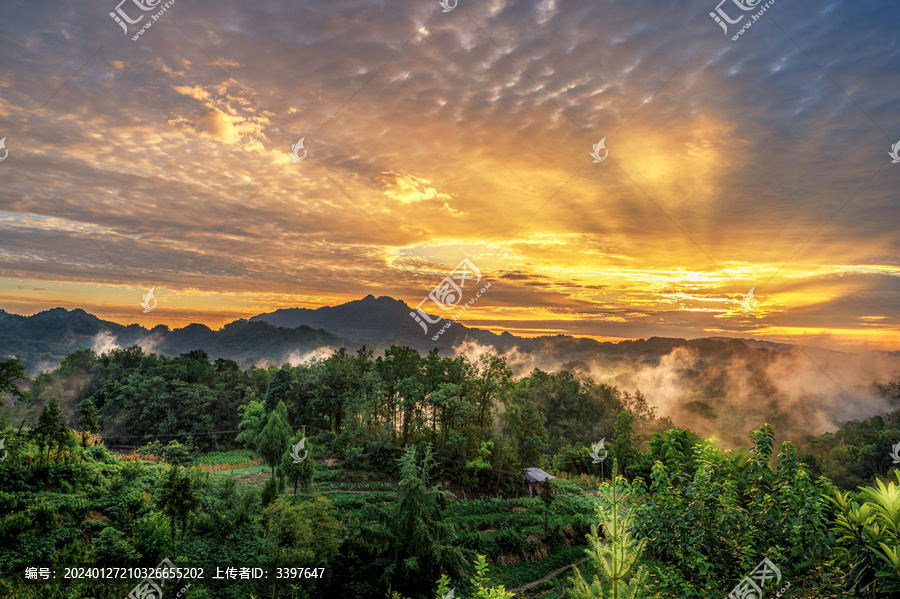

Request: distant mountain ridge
left=248, top=295, right=833, bottom=360
left=0, top=307, right=347, bottom=373
left=249, top=294, right=439, bottom=348
left=1, top=296, right=895, bottom=377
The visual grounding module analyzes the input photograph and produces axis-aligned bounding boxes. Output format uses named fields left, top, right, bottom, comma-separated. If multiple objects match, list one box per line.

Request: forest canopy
left=1, top=348, right=899, bottom=598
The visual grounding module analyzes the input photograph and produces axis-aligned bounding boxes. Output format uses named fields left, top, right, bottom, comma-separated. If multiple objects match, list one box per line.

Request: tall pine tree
left=359, top=445, right=467, bottom=598
left=571, top=460, right=654, bottom=599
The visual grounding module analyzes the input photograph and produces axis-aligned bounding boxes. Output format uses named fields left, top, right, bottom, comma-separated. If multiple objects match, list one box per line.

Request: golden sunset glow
left=0, top=0, right=897, bottom=353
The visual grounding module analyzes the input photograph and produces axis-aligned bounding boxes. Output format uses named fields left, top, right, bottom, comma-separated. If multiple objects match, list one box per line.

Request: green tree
left=137, top=439, right=165, bottom=463
left=647, top=427, right=699, bottom=473
left=375, top=346, right=423, bottom=443
left=463, top=440, right=493, bottom=495
left=258, top=401, right=292, bottom=476
left=77, top=398, right=100, bottom=448
left=744, top=424, right=833, bottom=568
left=280, top=430, right=315, bottom=499
left=162, top=440, right=193, bottom=466
left=156, top=465, right=203, bottom=549
left=261, top=473, right=280, bottom=507
left=571, top=461, right=653, bottom=599
left=359, top=445, right=467, bottom=598
left=472, top=354, right=512, bottom=431
left=608, top=411, right=639, bottom=477
left=632, top=425, right=832, bottom=598
left=311, top=348, right=359, bottom=435
left=0, top=358, right=30, bottom=401
left=504, top=395, right=548, bottom=471
left=263, top=495, right=341, bottom=567
left=633, top=438, right=750, bottom=597
left=523, top=369, right=620, bottom=456
left=34, top=396, right=69, bottom=463
left=236, top=398, right=266, bottom=450
left=539, top=477, right=556, bottom=537
left=264, top=364, right=297, bottom=414
left=92, top=527, right=141, bottom=565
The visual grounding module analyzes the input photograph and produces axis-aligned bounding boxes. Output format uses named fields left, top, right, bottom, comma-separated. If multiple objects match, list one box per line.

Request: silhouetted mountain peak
left=5, top=300, right=896, bottom=381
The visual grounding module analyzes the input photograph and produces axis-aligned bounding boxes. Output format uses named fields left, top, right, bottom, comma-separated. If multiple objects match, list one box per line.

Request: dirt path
left=509, top=558, right=586, bottom=594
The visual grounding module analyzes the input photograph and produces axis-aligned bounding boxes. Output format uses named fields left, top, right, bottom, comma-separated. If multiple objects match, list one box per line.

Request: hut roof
left=523, top=467, right=555, bottom=483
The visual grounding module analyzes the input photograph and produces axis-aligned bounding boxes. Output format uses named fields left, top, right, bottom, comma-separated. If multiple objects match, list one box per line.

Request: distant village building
left=523, top=467, right=555, bottom=497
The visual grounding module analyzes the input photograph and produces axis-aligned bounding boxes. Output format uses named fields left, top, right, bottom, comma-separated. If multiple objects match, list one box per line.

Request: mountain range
left=3, top=295, right=898, bottom=442
left=2, top=294, right=839, bottom=374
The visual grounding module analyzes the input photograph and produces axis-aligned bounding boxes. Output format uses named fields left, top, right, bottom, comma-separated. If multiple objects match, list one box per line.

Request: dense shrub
left=632, top=425, right=833, bottom=599
left=830, top=471, right=900, bottom=596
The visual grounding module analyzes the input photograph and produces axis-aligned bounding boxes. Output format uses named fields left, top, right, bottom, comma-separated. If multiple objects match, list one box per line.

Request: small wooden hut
left=523, top=467, right=555, bottom=497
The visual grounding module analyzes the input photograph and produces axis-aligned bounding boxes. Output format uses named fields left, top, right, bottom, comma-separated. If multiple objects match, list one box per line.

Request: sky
left=0, top=0, right=898, bottom=352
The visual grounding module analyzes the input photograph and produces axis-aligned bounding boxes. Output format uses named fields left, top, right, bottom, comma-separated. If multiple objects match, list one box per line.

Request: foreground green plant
left=434, top=554, right=514, bottom=599
left=830, top=470, right=900, bottom=596
left=570, top=460, right=655, bottom=599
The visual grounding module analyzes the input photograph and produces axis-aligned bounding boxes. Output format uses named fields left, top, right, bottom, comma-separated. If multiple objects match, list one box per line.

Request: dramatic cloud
left=0, top=0, right=896, bottom=350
